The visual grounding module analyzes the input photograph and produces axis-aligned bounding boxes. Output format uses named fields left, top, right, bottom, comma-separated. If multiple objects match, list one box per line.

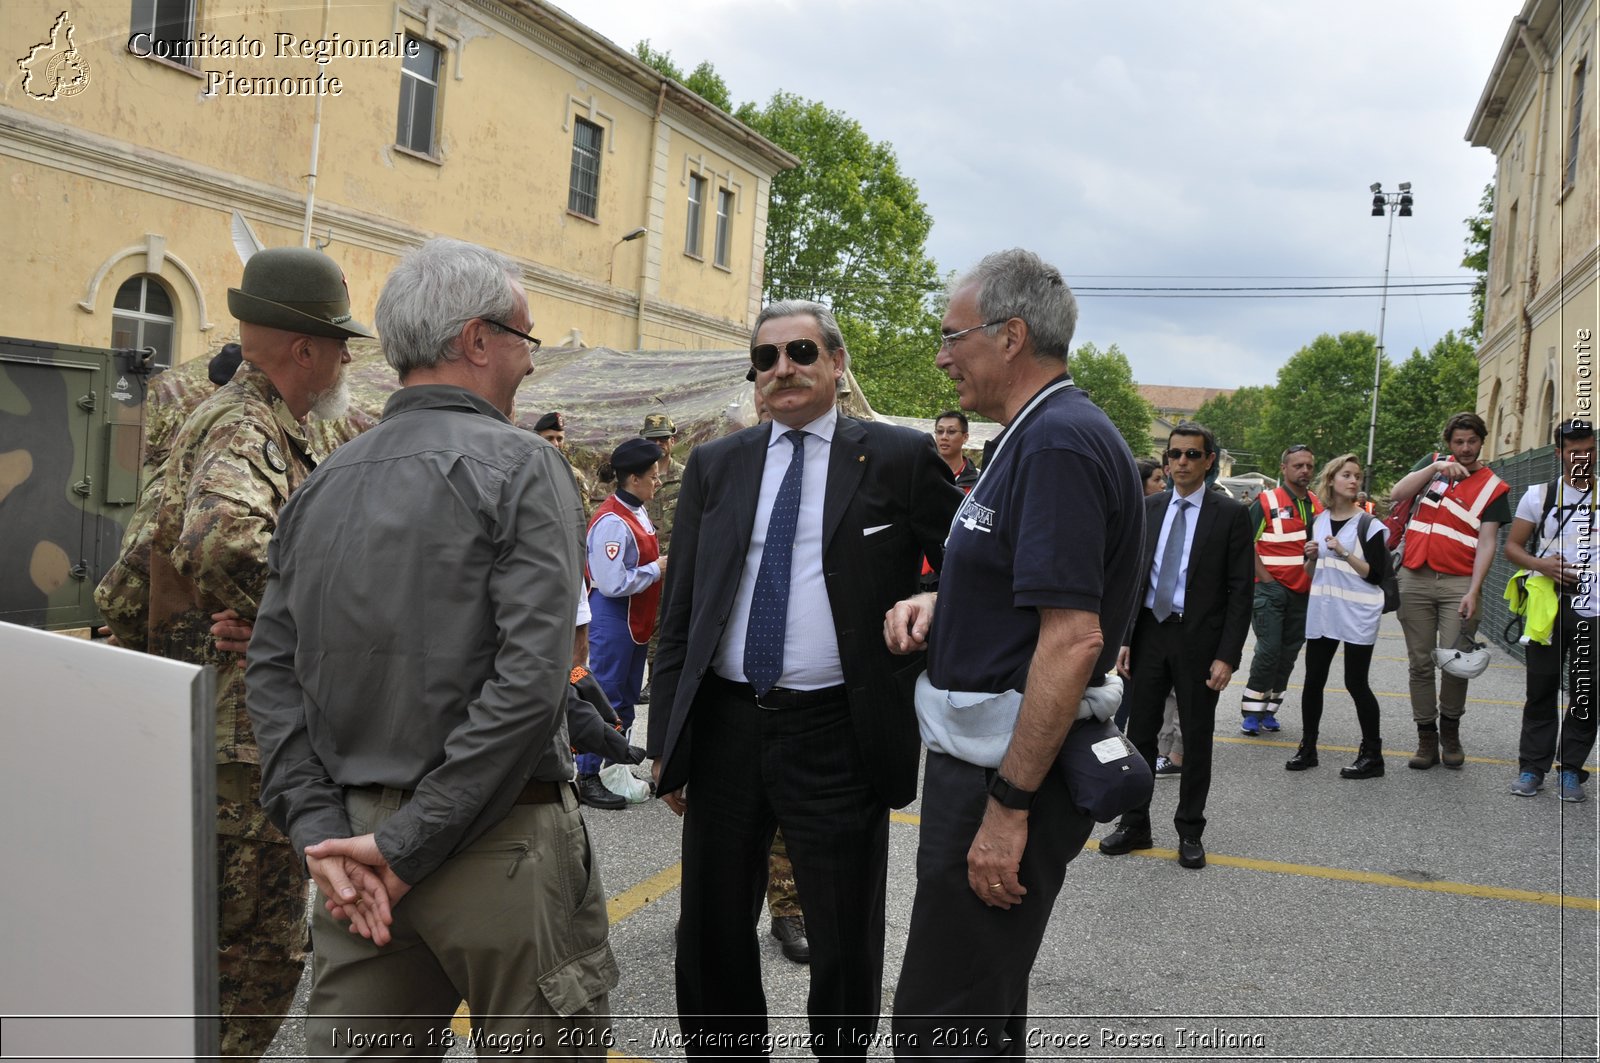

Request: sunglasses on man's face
left=1166, top=447, right=1208, bottom=462
left=750, top=338, right=823, bottom=372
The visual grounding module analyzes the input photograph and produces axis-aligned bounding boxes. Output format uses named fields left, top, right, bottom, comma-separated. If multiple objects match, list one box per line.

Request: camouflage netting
left=146, top=341, right=882, bottom=481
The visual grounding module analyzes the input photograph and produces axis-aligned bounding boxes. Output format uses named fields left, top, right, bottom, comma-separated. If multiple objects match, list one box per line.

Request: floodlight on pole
left=1365, top=182, right=1413, bottom=490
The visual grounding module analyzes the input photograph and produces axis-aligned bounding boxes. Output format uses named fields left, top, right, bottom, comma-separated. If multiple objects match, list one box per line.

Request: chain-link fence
left=1481, top=444, right=1559, bottom=663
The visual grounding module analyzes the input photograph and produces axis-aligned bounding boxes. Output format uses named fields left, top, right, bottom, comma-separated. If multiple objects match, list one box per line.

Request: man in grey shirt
left=246, top=238, right=616, bottom=1056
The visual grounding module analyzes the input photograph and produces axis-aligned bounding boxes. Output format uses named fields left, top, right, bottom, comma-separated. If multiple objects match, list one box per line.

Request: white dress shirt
left=714, top=407, right=844, bottom=689
left=1143, top=483, right=1207, bottom=616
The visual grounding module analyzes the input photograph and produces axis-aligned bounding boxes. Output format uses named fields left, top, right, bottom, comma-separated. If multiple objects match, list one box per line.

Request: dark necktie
left=744, top=430, right=807, bottom=695
left=1152, top=498, right=1190, bottom=622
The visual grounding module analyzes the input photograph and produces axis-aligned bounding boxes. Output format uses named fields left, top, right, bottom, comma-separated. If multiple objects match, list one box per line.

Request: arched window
left=1538, top=379, right=1556, bottom=444
left=111, top=275, right=176, bottom=367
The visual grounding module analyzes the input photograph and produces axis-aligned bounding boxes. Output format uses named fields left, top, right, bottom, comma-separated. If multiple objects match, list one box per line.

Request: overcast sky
left=555, top=0, right=1515, bottom=391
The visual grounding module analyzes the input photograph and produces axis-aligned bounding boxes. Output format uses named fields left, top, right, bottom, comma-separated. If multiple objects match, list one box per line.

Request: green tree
left=1371, top=331, right=1480, bottom=492
left=1462, top=182, right=1493, bottom=346
left=632, top=41, right=732, bottom=110
left=1258, top=332, right=1391, bottom=481
left=1194, top=385, right=1275, bottom=475
left=735, top=91, right=944, bottom=416
left=1070, top=342, right=1157, bottom=456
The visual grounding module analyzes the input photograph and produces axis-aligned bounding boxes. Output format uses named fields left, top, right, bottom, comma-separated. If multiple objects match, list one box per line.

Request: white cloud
left=557, top=0, right=1512, bottom=387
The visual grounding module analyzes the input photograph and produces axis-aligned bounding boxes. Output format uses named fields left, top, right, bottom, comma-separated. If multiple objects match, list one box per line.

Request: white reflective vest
left=1306, top=512, right=1386, bottom=646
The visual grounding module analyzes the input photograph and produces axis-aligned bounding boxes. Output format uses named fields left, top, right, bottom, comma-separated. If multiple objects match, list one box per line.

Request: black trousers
left=1519, top=599, right=1598, bottom=782
left=1119, top=611, right=1220, bottom=839
left=1299, top=637, right=1382, bottom=744
left=675, top=683, right=888, bottom=1061
left=892, top=751, right=1094, bottom=1060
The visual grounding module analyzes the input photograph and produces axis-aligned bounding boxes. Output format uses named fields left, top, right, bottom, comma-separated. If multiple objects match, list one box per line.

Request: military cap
left=228, top=247, right=374, bottom=340
left=534, top=411, right=565, bottom=433
left=610, top=437, right=664, bottom=476
left=208, top=343, right=243, bottom=386
left=640, top=413, right=677, bottom=439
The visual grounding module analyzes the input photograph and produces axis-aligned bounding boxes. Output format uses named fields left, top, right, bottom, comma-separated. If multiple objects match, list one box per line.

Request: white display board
left=0, top=622, right=216, bottom=1060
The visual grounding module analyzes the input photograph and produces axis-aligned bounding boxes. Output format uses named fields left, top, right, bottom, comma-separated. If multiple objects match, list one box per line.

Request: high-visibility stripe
left=1258, top=531, right=1306, bottom=544
left=1262, top=555, right=1305, bottom=567
left=1310, top=583, right=1386, bottom=606
left=1441, top=496, right=1483, bottom=528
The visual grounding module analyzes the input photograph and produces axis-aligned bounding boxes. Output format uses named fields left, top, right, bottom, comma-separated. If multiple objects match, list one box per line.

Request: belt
left=705, top=672, right=849, bottom=710
left=357, top=778, right=570, bottom=807
left=1144, top=607, right=1184, bottom=626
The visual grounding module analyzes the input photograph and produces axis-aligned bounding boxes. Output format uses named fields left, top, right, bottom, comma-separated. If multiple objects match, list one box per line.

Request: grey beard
left=307, top=375, right=350, bottom=421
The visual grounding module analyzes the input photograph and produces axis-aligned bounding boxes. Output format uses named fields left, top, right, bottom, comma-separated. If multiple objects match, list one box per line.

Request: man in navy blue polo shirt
left=884, top=249, right=1144, bottom=1055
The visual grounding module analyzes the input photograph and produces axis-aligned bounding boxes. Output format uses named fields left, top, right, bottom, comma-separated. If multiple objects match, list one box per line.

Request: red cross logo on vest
left=605, top=541, right=621, bottom=561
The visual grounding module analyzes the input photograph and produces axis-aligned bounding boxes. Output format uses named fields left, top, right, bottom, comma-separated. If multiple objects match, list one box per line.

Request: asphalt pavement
left=266, top=614, right=1599, bottom=1060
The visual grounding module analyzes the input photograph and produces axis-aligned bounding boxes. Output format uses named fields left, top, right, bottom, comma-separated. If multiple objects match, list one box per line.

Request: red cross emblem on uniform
left=605, top=541, right=621, bottom=561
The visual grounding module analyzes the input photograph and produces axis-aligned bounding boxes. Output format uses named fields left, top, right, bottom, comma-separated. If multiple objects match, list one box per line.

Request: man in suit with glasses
left=1100, top=421, right=1253, bottom=870
left=647, top=299, right=961, bottom=1059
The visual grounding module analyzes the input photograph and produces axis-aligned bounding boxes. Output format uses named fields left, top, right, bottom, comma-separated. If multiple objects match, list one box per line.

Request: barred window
left=569, top=118, right=603, bottom=219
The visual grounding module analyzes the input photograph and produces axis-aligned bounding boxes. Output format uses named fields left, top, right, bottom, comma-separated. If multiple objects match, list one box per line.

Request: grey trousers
left=305, top=785, right=617, bottom=1058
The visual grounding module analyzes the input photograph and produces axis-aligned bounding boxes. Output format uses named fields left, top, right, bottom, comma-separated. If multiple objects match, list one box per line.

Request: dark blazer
left=1126, top=488, right=1254, bottom=668
left=647, top=414, right=963, bottom=808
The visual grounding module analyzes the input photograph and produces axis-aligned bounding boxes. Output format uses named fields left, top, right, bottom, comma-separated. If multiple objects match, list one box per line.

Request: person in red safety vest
left=1388, top=411, right=1511, bottom=769
left=1239, top=445, right=1322, bottom=735
left=579, top=436, right=667, bottom=809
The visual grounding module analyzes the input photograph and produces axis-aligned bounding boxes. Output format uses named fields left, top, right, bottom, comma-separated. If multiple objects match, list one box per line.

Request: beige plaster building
left=1467, top=0, right=1597, bottom=459
left=1, top=0, right=796, bottom=367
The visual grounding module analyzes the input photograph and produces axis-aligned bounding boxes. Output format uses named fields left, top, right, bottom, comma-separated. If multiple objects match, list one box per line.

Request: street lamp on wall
left=607, top=226, right=648, bottom=286
left=1365, top=182, right=1414, bottom=489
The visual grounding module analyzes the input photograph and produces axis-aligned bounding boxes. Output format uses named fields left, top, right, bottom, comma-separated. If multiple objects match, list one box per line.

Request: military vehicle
left=0, top=336, right=154, bottom=630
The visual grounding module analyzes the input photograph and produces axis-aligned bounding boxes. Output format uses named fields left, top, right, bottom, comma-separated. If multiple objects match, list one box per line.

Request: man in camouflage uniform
left=639, top=413, right=680, bottom=698
left=536, top=409, right=597, bottom=518
left=95, top=247, right=371, bottom=1060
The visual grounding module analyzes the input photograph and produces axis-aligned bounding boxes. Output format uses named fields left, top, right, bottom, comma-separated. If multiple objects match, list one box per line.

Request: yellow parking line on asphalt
left=1373, top=653, right=1520, bottom=670
left=1276, top=683, right=1524, bottom=706
left=888, top=811, right=1598, bottom=910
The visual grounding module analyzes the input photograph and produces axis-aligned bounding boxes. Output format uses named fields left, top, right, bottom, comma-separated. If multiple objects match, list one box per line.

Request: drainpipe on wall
left=300, top=0, right=332, bottom=248
left=635, top=82, right=667, bottom=349
left=1511, top=16, right=1553, bottom=450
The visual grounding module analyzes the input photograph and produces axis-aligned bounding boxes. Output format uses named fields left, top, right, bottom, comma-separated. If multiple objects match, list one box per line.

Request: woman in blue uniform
left=577, top=437, right=666, bottom=808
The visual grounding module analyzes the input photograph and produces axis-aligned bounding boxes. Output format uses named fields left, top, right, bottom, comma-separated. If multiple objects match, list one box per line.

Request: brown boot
left=1408, top=727, right=1440, bottom=770
left=1438, top=716, right=1465, bottom=768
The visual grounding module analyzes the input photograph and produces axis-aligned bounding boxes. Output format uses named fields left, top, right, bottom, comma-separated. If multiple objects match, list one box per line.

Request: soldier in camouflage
left=536, top=409, right=598, bottom=519
left=94, top=247, right=371, bottom=1061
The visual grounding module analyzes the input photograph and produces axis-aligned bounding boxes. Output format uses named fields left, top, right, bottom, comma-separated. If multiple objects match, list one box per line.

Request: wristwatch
left=987, top=772, right=1036, bottom=810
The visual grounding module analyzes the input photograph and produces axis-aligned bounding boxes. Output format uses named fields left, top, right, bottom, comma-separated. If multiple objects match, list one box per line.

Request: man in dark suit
left=1100, top=420, right=1253, bottom=869
left=648, top=299, right=962, bottom=1058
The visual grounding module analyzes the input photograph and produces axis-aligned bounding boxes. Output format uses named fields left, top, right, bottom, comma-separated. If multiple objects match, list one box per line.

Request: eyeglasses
left=750, top=338, right=823, bottom=372
left=939, top=320, right=1008, bottom=348
left=1284, top=444, right=1311, bottom=455
left=1166, top=447, right=1208, bottom=462
left=484, top=318, right=541, bottom=351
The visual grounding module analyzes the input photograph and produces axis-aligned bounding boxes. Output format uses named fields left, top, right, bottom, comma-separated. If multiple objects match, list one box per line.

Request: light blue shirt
left=714, top=406, right=844, bottom=690
left=586, top=500, right=660, bottom=599
left=1143, top=483, right=1207, bottom=616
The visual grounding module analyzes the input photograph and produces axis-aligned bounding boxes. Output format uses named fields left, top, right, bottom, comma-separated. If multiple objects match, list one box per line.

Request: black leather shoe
left=770, top=915, right=810, bottom=963
left=1177, top=837, right=1206, bottom=869
left=1285, top=744, right=1319, bottom=771
left=577, top=773, right=626, bottom=810
left=1098, top=827, right=1154, bottom=856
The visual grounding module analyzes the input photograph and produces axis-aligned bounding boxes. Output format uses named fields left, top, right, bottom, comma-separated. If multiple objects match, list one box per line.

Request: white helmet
left=1433, top=641, right=1491, bottom=679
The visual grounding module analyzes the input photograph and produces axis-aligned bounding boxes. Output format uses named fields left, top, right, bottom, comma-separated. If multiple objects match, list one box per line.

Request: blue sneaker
left=1559, top=770, right=1586, bottom=803
left=1240, top=713, right=1260, bottom=736
left=1510, top=771, right=1543, bottom=797
left=1261, top=713, right=1281, bottom=732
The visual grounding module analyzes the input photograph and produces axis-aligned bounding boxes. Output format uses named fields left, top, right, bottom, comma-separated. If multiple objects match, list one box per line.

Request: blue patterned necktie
left=744, top=430, right=807, bottom=696
left=1151, top=498, right=1190, bottom=622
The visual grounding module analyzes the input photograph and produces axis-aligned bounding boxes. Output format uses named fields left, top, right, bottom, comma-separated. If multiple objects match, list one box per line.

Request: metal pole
left=1365, top=198, right=1395, bottom=477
